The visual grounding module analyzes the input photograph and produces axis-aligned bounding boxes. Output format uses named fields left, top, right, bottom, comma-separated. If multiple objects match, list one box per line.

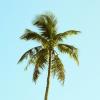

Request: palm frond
left=18, top=46, right=42, bottom=64
left=53, top=30, right=80, bottom=42
left=20, top=29, right=48, bottom=45
left=58, top=44, right=79, bottom=65
left=51, top=54, right=65, bottom=84
left=24, top=48, right=49, bottom=72
left=32, top=49, right=49, bottom=82
left=33, top=12, right=57, bottom=39
left=35, top=49, right=49, bottom=69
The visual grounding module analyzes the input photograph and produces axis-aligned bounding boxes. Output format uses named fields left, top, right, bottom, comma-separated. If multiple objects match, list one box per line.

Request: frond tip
left=20, top=29, right=37, bottom=40
left=33, top=68, right=40, bottom=82
left=17, top=48, right=33, bottom=64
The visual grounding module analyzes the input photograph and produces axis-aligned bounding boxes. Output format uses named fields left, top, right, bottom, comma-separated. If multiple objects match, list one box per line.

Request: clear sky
left=0, top=0, right=100, bottom=100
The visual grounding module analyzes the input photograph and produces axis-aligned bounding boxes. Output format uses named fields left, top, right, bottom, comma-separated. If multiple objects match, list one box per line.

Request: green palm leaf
left=51, top=54, right=65, bottom=84
left=35, top=49, right=49, bottom=68
left=18, top=46, right=42, bottom=64
left=32, top=49, right=49, bottom=82
left=33, top=12, right=57, bottom=39
left=58, top=43, right=79, bottom=65
left=53, top=30, right=80, bottom=42
left=20, top=29, right=47, bottom=46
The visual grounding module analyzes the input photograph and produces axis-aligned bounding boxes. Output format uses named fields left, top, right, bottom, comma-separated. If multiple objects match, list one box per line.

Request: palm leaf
left=58, top=44, right=79, bottom=65
left=33, top=12, right=57, bottom=39
left=20, top=29, right=47, bottom=45
left=53, top=30, right=80, bottom=42
left=32, top=49, right=49, bottom=82
left=51, top=54, right=65, bottom=84
left=35, top=49, right=49, bottom=69
left=18, top=46, right=42, bottom=64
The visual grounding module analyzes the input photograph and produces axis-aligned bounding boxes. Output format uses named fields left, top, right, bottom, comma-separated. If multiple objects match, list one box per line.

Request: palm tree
left=18, top=12, right=79, bottom=100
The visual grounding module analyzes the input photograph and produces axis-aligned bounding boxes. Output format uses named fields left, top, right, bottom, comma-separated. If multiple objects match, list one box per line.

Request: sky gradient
left=0, top=0, right=100, bottom=100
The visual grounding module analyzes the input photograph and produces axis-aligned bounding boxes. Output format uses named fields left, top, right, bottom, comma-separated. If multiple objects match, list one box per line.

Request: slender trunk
left=44, top=50, right=52, bottom=100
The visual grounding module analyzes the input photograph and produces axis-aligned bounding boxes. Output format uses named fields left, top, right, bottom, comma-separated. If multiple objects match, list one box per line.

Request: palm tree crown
left=18, top=12, right=80, bottom=100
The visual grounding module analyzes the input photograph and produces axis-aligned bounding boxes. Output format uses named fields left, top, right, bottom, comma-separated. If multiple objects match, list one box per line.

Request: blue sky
left=0, top=0, right=100, bottom=100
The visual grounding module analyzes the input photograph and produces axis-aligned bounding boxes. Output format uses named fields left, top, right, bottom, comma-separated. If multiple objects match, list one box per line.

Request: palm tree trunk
left=44, top=50, right=52, bottom=100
